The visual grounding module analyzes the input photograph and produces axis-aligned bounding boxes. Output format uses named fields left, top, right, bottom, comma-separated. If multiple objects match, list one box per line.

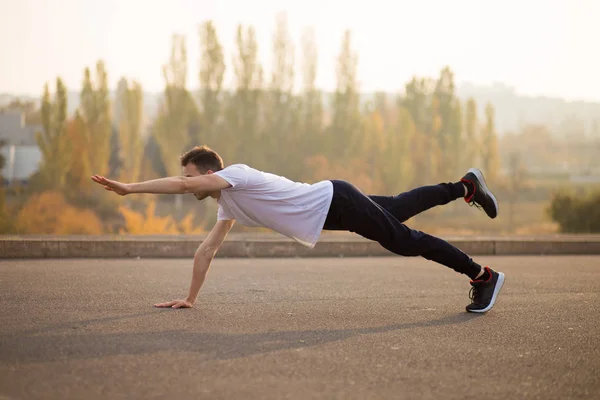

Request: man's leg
left=369, top=168, right=499, bottom=223
left=323, top=179, right=505, bottom=313
left=368, top=182, right=466, bottom=223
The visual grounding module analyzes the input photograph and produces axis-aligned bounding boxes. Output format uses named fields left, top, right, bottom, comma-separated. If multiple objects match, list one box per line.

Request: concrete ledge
left=2, top=234, right=600, bottom=259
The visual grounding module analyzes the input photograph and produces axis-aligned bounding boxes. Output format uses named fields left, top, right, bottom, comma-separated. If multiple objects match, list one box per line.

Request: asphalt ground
left=1, top=256, right=599, bottom=399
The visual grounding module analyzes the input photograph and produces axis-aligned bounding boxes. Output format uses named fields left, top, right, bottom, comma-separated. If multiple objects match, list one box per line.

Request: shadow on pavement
left=0, top=312, right=482, bottom=364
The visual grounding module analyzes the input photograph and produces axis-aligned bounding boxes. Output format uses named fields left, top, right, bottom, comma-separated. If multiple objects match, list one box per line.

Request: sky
left=1, top=0, right=599, bottom=101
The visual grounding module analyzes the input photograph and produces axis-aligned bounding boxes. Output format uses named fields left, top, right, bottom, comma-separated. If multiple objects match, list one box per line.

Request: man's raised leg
left=369, top=168, right=499, bottom=223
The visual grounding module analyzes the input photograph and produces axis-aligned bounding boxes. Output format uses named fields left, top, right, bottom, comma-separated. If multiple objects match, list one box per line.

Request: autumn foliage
left=16, top=191, right=103, bottom=234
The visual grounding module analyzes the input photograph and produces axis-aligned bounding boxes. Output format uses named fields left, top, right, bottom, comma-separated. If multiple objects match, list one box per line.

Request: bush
left=118, top=200, right=206, bottom=234
left=547, top=190, right=600, bottom=233
left=0, top=187, right=15, bottom=233
left=16, top=191, right=104, bottom=234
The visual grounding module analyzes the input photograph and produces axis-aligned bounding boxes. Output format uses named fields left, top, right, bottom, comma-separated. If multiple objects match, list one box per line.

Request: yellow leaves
left=178, top=212, right=205, bottom=234
left=118, top=201, right=178, bottom=235
left=16, top=191, right=103, bottom=234
left=118, top=200, right=205, bottom=235
left=12, top=192, right=205, bottom=235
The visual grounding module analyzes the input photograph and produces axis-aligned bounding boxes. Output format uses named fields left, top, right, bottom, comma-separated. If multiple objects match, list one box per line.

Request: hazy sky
left=1, top=0, right=598, bottom=100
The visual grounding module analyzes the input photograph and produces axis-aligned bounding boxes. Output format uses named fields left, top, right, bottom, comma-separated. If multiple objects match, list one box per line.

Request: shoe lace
left=469, top=286, right=479, bottom=302
left=467, top=198, right=483, bottom=211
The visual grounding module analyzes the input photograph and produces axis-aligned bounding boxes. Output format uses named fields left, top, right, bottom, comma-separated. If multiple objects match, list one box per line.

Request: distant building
left=0, top=110, right=42, bottom=184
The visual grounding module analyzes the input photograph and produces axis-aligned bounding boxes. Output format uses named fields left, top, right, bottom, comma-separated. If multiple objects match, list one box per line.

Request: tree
left=481, top=103, right=500, bottom=183
left=198, top=20, right=225, bottom=148
left=225, top=25, right=264, bottom=167
left=463, top=98, right=479, bottom=169
left=433, top=67, right=462, bottom=180
left=402, top=77, right=432, bottom=133
left=400, top=77, right=438, bottom=185
left=153, top=34, right=197, bottom=211
left=329, top=30, right=361, bottom=161
left=299, top=27, right=323, bottom=161
left=382, top=106, right=415, bottom=192
left=35, top=78, right=71, bottom=190
left=80, top=61, right=112, bottom=178
left=362, top=106, right=386, bottom=188
left=264, top=13, right=297, bottom=175
left=506, top=151, right=528, bottom=229
left=116, top=78, right=144, bottom=184
left=65, top=110, right=90, bottom=190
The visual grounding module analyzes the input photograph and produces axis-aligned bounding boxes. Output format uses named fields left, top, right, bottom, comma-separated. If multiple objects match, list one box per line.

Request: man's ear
left=206, top=170, right=214, bottom=175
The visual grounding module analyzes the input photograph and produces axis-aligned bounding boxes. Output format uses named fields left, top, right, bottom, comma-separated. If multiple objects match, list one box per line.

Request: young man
left=92, top=145, right=505, bottom=313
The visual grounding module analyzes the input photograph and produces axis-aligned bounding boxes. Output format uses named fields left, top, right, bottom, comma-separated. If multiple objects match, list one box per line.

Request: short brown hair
left=180, top=145, right=224, bottom=173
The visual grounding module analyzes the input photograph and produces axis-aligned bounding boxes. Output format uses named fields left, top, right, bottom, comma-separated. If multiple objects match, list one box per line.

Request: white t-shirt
left=213, top=164, right=333, bottom=248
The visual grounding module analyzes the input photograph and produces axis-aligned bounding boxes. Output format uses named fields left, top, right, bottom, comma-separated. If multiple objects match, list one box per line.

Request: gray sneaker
left=460, top=168, right=499, bottom=219
left=466, top=267, right=505, bottom=313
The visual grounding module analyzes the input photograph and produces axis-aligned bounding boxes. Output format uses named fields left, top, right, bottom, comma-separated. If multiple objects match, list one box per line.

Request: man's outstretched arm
left=154, top=219, right=236, bottom=309
left=91, top=174, right=231, bottom=195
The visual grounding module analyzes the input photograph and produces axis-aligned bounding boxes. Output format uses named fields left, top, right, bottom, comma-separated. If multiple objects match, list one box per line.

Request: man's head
left=180, top=145, right=224, bottom=176
left=180, top=145, right=224, bottom=200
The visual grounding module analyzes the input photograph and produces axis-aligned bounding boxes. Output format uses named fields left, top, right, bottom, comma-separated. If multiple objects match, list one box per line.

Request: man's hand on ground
left=154, top=299, right=193, bottom=309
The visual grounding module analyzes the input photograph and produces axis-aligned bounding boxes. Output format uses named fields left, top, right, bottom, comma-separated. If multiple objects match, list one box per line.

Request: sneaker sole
left=468, top=167, right=499, bottom=218
left=467, top=272, right=505, bottom=313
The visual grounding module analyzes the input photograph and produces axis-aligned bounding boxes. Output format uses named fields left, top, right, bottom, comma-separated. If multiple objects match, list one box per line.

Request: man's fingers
left=172, top=301, right=191, bottom=309
left=154, top=301, right=176, bottom=307
left=91, top=175, right=109, bottom=185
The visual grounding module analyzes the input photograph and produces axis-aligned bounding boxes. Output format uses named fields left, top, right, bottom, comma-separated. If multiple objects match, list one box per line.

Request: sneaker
left=466, top=267, right=505, bottom=313
left=460, top=168, right=499, bottom=219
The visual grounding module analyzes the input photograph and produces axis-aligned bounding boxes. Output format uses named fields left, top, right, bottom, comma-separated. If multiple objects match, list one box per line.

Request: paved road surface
left=1, top=256, right=599, bottom=400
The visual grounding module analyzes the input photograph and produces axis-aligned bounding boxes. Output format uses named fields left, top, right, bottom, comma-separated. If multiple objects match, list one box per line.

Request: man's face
left=182, top=163, right=213, bottom=201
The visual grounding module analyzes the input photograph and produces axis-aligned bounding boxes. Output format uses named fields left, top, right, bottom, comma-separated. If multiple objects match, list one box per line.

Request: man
left=92, top=145, right=504, bottom=313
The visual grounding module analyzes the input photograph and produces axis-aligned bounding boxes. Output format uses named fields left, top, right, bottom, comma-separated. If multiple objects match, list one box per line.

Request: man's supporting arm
left=186, top=219, right=235, bottom=304
left=154, top=219, right=235, bottom=308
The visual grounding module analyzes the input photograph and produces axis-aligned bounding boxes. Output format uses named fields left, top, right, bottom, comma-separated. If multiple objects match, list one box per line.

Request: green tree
left=329, top=30, right=361, bottom=161
left=225, top=25, right=263, bottom=167
left=299, top=27, right=323, bottom=161
left=402, top=77, right=431, bottom=133
left=506, top=151, right=528, bottom=229
left=463, top=97, right=479, bottom=170
left=198, top=20, right=225, bottom=148
left=264, top=13, right=296, bottom=175
left=116, top=78, right=144, bottom=183
left=35, top=78, right=71, bottom=190
left=400, top=77, right=438, bottom=185
left=433, top=67, right=462, bottom=180
left=80, top=61, right=112, bottom=178
left=481, top=103, right=500, bottom=183
left=153, top=34, right=198, bottom=211
left=154, top=34, right=196, bottom=176
left=382, top=106, right=415, bottom=192
left=362, top=105, right=386, bottom=187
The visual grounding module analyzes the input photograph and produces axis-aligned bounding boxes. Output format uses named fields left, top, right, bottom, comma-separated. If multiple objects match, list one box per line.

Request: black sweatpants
left=322, top=180, right=481, bottom=279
